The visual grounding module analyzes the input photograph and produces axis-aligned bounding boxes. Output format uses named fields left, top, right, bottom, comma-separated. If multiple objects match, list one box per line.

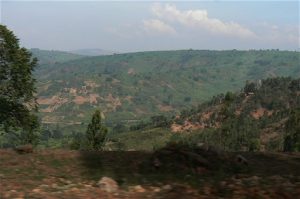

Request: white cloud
left=254, top=22, right=299, bottom=46
left=151, top=3, right=256, bottom=39
left=143, top=19, right=176, bottom=35
left=104, top=3, right=298, bottom=50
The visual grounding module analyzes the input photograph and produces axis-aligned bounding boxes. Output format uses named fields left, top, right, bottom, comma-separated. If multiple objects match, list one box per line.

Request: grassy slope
left=34, top=50, right=300, bottom=127
left=107, top=128, right=173, bottom=151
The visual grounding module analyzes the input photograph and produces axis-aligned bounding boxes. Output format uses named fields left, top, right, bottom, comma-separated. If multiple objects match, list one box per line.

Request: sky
left=1, top=1, right=299, bottom=52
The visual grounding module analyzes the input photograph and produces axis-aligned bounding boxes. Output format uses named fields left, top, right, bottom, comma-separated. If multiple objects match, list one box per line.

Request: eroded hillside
left=168, top=77, right=300, bottom=151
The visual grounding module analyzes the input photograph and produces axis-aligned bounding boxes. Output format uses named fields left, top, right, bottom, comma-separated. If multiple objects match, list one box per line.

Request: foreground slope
left=0, top=149, right=299, bottom=199
left=34, top=50, right=300, bottom=126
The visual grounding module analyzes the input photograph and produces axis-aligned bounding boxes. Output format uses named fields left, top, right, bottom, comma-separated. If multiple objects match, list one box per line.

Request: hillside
left=171, top=77, right=300, bottom=151
left=33, top=50, right=300, bottom=127
left=110, top=77, right=299, bottom=152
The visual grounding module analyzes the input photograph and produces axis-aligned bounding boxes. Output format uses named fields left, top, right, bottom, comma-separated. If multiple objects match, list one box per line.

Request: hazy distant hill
left=69, top=49, right=117, bottom=56
left=34, top=49, right=300, bottom=126
left=30, top=48, right=85, bottom=65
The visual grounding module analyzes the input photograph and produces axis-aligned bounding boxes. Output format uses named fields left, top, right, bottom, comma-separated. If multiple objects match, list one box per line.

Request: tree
left=18, top=114, right=40, bottom=146
left=244, top=81, right=256, bottom=94
left=224, top=91, right=235, bottom=103
left=284, top=109, right=300, bottom=152
left=86, top=110, right=108, bottom=150
left=0, top=25, right=38, bottom=133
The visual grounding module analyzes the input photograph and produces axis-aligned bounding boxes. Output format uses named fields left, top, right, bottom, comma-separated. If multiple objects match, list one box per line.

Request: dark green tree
left=86, top=110, right=108, bottom=150
left=0, top=25, right=38, bottom=132
left=151, top=115, right=169, bottom=128
left=224, top=91, right=235, bottom=103
left=244, top=81, right=256, bottom=94
left=284, top=109, right=300, bottom=152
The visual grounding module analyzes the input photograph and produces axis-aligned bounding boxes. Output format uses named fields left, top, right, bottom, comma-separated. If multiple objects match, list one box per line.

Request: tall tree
left=86, top=110, right=108, bottom=150
left=284, top=109, right=300, bottom=152
left=0, top=25, right=38, bottom=134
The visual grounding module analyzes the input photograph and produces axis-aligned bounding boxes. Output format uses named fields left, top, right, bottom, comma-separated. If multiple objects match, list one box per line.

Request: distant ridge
left=69, top=48, right=117, bottom=56
left=30, top=48, right=85, bottom=65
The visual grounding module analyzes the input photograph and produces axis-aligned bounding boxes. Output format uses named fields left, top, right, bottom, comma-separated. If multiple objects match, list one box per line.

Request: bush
left=248, top=138, right=260, bottom=152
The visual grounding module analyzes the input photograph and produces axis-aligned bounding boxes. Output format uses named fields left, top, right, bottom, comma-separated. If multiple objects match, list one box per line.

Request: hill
left=30, top=48, right=86, bottom=66
left=169, top=77, right=300, bottom=151
left=110, top=77, right=299, bottom=152
left=69, top=48, right=117, bottom=56
left=33, top=50, right=300, bottom=128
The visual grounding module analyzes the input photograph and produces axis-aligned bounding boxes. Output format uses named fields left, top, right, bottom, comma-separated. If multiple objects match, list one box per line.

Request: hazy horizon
left=1, top=1, right=299, bottom=52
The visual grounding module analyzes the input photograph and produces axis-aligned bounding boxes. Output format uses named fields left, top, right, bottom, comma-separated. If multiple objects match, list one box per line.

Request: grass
left=108, top=128, right=173, bottom=151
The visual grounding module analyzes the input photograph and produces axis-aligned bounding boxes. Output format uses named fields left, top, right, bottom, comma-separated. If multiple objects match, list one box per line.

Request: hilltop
left=69, top=49, right=117, bottom=56
left=30, top=48, right=86, bottom=66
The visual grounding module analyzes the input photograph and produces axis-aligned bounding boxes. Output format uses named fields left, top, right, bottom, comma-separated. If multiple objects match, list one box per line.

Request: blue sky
left=1, top=1, right=299, bottom=52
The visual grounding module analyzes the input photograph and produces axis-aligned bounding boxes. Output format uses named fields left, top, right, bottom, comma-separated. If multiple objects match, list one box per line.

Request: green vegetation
left=0, top=25, right=39, bottom=146
left=108, top=128, right=173, bottom=151
left=30, top=48, right=85, bottom=66
left=85, top=110, right=108, bottom=150
left=33, top=49, right=300, bottom=128
left=109, top=77, right=300, bottom=152
left=284, top=108, right=300, bottom=152
left=0, top=27, right=300, bottom=152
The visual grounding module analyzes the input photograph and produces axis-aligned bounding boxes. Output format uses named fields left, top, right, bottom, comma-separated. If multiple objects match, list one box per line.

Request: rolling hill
left=33, top=49, right=300, bottom=128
